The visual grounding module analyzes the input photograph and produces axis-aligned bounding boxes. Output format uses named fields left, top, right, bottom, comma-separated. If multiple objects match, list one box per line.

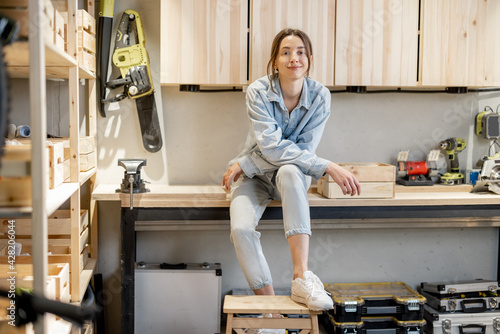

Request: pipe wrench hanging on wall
left=101, top=9, right=163, bottom=153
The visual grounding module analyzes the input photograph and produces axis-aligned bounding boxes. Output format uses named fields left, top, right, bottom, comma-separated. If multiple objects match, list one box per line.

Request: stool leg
left=226, top=313, right=233, bottom=334
left=311, top=314, right=319, bottom=334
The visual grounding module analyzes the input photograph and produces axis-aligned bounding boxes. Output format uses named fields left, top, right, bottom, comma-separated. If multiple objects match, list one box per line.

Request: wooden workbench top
left=92, top=184, right=500, bottom=208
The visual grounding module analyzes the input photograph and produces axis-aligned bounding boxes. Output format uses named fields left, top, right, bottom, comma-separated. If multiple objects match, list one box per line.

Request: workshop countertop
left=92, top=184, right=500, bottom=208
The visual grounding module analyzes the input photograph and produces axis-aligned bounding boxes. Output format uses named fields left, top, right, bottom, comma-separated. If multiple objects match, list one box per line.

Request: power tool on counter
left=471, top=153, right=500, bottom=194
left=101, top=9, right=163, bottom=153
left=396, top=150, right=440, bottom=186
left=439, top=137, right=466, bottom=185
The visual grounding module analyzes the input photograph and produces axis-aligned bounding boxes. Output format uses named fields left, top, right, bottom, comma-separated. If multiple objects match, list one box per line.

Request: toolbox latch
left=448, top=300, right=457, bottom=313
left=343, top=328, right=357, bottom=334
left=408, top=300, right=420, bottom=311
left=442, top=319, right=452, bottom=334
left=407, top=327, right=420, bottom=334
left=493, top=318, right=500, bottom=334
left=344, top=301, right=357, bottom=313
left=490, top=298, right=498, bottom=311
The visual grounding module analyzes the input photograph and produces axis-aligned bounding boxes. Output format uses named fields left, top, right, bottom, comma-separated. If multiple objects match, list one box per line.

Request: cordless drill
left=439, top=138, right=466, bottom=185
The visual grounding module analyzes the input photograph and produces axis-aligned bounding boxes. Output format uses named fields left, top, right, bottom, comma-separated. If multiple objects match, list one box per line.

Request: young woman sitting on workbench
left=222, top=28, right=361, bottom=332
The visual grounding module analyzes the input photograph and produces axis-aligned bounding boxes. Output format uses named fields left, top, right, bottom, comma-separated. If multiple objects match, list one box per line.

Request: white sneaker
left=291, top=271, right=333, bottom=311
left=244, top=314, right=286, bottom=334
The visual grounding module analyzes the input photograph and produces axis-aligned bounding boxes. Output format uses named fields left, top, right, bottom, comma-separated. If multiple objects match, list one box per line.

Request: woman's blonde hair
left=266, top=28, right=313, bottom=93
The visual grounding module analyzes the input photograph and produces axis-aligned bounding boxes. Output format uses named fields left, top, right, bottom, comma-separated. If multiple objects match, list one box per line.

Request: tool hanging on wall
left=439, top=138, right=467, bottom=185
left=97, top=0, right=114, bottom=118
left=396, top=150, right=440, bottom=186
left=475, top=107, right=500, bottom=140
left=101, top=9, right=163, bottom=153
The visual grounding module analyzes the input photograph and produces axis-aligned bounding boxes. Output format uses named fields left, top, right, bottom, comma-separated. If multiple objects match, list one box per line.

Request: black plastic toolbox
left=324, top=315, right=426, bottom=334
left=325, top=282, right=427, bottom=322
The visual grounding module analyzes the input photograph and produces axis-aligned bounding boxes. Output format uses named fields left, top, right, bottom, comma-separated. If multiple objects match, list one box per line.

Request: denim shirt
left=231, top=75, right=331, bottom=180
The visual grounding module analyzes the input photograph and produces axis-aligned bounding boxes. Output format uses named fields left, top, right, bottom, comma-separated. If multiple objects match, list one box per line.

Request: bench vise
left=116, top=159, right=149, bottom=209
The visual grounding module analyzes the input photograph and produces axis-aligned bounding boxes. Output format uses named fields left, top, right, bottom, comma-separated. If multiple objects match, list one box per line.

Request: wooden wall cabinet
left=250, top=0, right=336, bottom=86
left=335, top=0, right=419, bottom=87
left=421, top=0, right=500, bottom=87
left=160, top=0, right=248, bottom=85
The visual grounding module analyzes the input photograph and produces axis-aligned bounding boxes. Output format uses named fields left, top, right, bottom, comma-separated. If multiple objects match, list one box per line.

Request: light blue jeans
left=230, top=165, right=312, bottom=290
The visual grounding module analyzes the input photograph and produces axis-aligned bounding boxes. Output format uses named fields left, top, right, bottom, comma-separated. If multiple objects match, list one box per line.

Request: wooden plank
left=223, top=295, right=320, bottom=314
left=395, top=184, right=473, bottom=193
left=231, top=318, right=312, bottom=330
left=71, top=193, right=82, bottom=303
left=79, top=257, right=96, bottom=302
left=79, top=227, right=88, bottom=254
left=54, top=9, right=65, bottom=52
left=89, top=174, right=98, bottom=259
left=250, top=0, right=335, bottom=85
left=49, top=162, right=64, bottom=189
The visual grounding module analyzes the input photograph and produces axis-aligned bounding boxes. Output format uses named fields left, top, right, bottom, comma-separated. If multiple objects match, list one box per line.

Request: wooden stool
left=223, top=295, right=321, bottom=334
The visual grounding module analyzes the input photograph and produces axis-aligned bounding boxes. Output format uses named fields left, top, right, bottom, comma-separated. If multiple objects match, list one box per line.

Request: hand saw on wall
left=100, top=8, right=163, bottom=153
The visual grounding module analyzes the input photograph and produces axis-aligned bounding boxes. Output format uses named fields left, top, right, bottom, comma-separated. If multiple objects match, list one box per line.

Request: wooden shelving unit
left=0, top=1, right=98, bottom=333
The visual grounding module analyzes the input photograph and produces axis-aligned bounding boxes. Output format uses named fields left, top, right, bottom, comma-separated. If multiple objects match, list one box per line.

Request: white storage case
left=135, top=262, right=222, bottom=334
left=424, top=304, right=500, bottom=334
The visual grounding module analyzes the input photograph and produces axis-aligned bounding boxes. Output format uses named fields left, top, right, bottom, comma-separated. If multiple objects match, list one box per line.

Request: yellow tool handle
left=124, top=9, right=146, bottom=45
left=99, top=0, right=115, bottom=18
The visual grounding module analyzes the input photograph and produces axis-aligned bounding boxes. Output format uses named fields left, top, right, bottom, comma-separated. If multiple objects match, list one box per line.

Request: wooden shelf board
left=78, top=257, right=97, bottom=303
left=4, top=41, right=78, bottom=79
left=79, top=66, right=95, bottom=79
left=80, top=168, right=96, bottom=185
left=47, top=183, right=79, bottom=216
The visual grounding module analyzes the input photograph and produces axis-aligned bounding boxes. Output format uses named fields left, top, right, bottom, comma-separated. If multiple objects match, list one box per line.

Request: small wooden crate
left=319, top=163, right=396, bottom=199
left=0, top=241, right=88, bottom=275
left=0, top=275, right=58, bottom=334
left=0, top=263, right=69, bottom=301
left=49, top=136, right=96, bottom=173
left=49, top=136, right=96, bottom=158
left=2, top=139, right=65, bottom=190
left=0, top=0, right=55, bottom=45
left=80, top=151, right=96, bottom=172
left=62, top=9, right=96, bottom=73
left=0, top=209, right=89, bottom=237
